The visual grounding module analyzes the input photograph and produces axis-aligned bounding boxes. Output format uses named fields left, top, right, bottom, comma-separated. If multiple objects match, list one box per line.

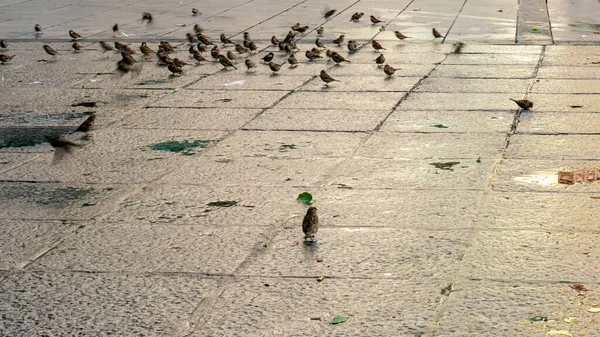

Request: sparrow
left=43, top=44, right=58, bottom=56
left=453, top=42, right=465, bottom=54
left=0, top=40, right=7, bottom=49
left=310, top=47, right=321, bottom=56
left=140, top=42, right=154, bottom=56
left=332, top=34, right=345, bottom=46
left=243, top=32, right=251, bottom=41
left=142, top=12, right=153, bottom=23
left=74, top=112, right=95, bottom=134
left=315, top=38, right=325, bottom=49
left=350, top=12, right=364, bottom=22
left=374, top=53, right=385, bottom=66
left=192, top=8, right=201, bottom=15
left=69, top=30, right=81, bottom=40
left=305, top=50, right=322, bottom=61
left=271, top=36, right=279, bottom=45
left=160, top=41, right=175, bottom=52
left=48, top=136, right=83, bottom=152
left=268, top=61, right=283, bottom=73
left=317, top=27, right=324, bottom=35
left=326, top=49, right=333, bottom=58
left=347, top=40, right=358, bottom=53
left=432, top=28, right=442, bottom=38
left=72, top=42, right=82, bottom=52
left=35, top=24, right=42, bottom=34
left=197, top=34, right=213, bottom=45
left=173, top=58, right=187, bottom=67
left=235, top=44, right=248, bottom=54
left=115, top=42, right=135, bottom=55
left=283, top=30, right=295, bottom=43
left=248, top=41, right=258, bottom=53
left=218, top=55, right=237, bottom=69
left=383, top=64, right=397, bottom=76
left=158, top=52, right=173, bottom=65
left=288, top=53, right=299, bottom=66
left=510, top=98, right=533, bottom=110
left=323, top=8, right=336, bottom=18
left=192, top=50, right=207, bottom=63
left=0, top=54, right=14, bottom=64
left=99, top=41, right=114, bottom=52
left=186, top=32, right=196, bottom=44
left=370, top=15, right=383, bottom=24
left=211, top=45, right=221, bottom=59
left=331, top=52, right=350, bottom=64
left=394, top=31, right=410, bottom=40
left=194, top=24, right=204, bottom=34
left=302, top=206, right=319, bottom=240
left=319, top=70, right=339, bottom=84
left=197, top=42, right=207, bottom=53
left=295, top=26, right=309, bottom=33
left=372, top=40, right=385, bottom=51
left=220, top=34, right=233, bottom=45
left=292, top=22, right=301, bottom=30
left=226, top=50, right=237, bottom=61
left=262, top=52, right=274, bottom=63
left=112, top=23, right=119, bottom=37
left=245, top=58, right=256, bottom=72
left=168, top=62, right=183, bottom=75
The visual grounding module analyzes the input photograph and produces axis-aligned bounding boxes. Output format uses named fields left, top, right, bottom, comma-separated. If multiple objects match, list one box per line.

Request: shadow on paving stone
left=0, top=184, right=106, bottom=206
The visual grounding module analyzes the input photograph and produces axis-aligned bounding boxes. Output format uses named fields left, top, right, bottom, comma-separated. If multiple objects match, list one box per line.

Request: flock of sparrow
left=0, top=8, right=534, bottom=239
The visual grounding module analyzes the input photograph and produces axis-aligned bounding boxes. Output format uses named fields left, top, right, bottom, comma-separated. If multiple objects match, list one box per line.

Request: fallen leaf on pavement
left=331, top=315, right=349, bottom=324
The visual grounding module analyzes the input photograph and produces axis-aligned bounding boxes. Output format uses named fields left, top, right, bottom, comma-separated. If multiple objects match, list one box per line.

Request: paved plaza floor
left=1, top=0, right=600, bottom=336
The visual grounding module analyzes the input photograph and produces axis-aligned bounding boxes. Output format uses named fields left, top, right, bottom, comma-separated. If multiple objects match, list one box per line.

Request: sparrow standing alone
left=35, top=24, right=42, bottom=34
left=112, top=23, right=119, bottom=37
left=510, top=98, right=533, bottom=110
left=383, top=64, right=397, bottom=76
left=323, top=8, right=336, bottom=18
left=268, top=61, right=283, bottom=74
left=302, top=207, right=319, bottom=240
left=453, top=42, right=465, bottom=54
left=43, top=44, right=58, bottom=56
left=432, top=28, right=442, bottom=38
left=0, top=54, right=15, bottom=64
left=370, top=15, right=383, bottom=24
left=192, top=8, right=201, bottom=15
left=394, top=31, right=410, bottom=40
left=319, top=70, right=339, bottom=85
left=72, top=42, right=82, bottom=52
left=0, top=40, right=7, bottom=49
left=332, top=35, right=345, bottom=46
left=69, top=30, right=81, bottom=40
left=142, top=12, right=153, bottom=23
left=372, top=40, right=385, bottom=51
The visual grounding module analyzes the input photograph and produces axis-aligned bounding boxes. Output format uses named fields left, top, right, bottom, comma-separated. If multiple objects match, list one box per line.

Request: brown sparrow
left=370, top=15, right=383, bottom=24
left=302, top=206, right=319, bottom=240
left=394, top=31, right=410, bottom=40
left=69, top=30, right=81, bottom=40
left=331, top=52, right=350, bottom=64
left=372, top=40, right=385, bottom=51
left=432, top=28, right=442, bottom=38
left=332, top=34, right=345, bottom=46
left=383, top=64, right=397, bottom=76
left=350, top=12, right=364, bottom=22
left=510, top=98, right=533, bottom=110
left=319, top=70, right=339, bottom=84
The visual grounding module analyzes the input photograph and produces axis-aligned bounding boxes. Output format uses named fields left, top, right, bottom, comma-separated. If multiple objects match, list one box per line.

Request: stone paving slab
left=326, top=63, right=435, bottom=77
left=415, top=78, right=531, bottom=93
left=0, top=182, right=127, bottom=220
left=518, top=112, right=600, bottom=134
left=275, top=91, right=404, bottom=110
left=149, top=89, right=291, bottom=109
left=0, top=272, right=217, bottom=337
left=532, top=79, right=600, bottom=94
left=331, top=158, right=496, bottom=190
left=522, top=93, right=600, bottom=112
left=444, top=53, right=540, bottom=65
left=356, top=132, right=505, bottom=159
left=197, top=277, right=444, bottom=337
left=536, top=66, right=600, bottom=79
left=189, top=73, right=313, bottom=91
left=507, top=135, right=600, bottom=160
left=399, top=92, right=524, bottom=111
left=381, top=110, right=514, bottom=133
left=245, top=108, right=389, bottom=132
left=475, top=191, right=600, bottom=231
left=429, top=64, right=536, bottom=79
left=436, top=279, right=600, bottom=336
left=493, top=159, right=600, bottom=193
left=298, top=75, right=418, bottom=92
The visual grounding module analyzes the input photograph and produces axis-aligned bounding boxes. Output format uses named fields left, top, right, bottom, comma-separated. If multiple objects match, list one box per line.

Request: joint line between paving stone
left=544, top=0, right=555, bottom=44
left=441, top=0, right=469, bottom=44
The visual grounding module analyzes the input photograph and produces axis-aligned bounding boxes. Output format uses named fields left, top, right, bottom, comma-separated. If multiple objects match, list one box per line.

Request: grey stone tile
left=444, top=53, right=539, bottom=65
left=207, top=130, right=367, bottom=158
left=160, top=156, right=344, bottom=187
left=436, top=279, right=598, bottom=336
left=0, top=220, right=77, bottom=269
left=542, top=54, right=600, bottom=66
left=332, top=158, right=496, bottom=190
left=298, top=75, right=418, bottom=92
left=0, top=183, right=125, bottom=220
left=453, top=44, right=543, bottom=54
left=196, top=278, right=443, bottom=337
left=347, top=51, right=447, bottom=64
left=463, top=230, right=600, bottom=282
left=188, top=73, right=313, bottom=90
left=475, top=191, right=600, bottom=231
left=507, top=134, right=600, bottom=160
left=0, top=153, right=39, bottom=173
left=33, top=222, right=268, bottom=273
left=430, top=65, right=535, bottom=78
left=399, top=92, right=523, bottom=111
left=0, top=272, right=217, bottom=337
left=537, top=66, right=600, bottom=79
left=381, top=110, right=514, bottom=133
left=518, top=112, right=600, bottom=134
left=313, top=187, right=482, bottom=229
left=525, top=93, right=600, bottom=112
left=149, top=89, right=290, bottom=108
left=245, top=108, right=388, bottom=132
left=356, top=132, right=505, bottom=159
left=532, top=79, right=600, bottom=93
left=545, top=45, right=600, bottom=54
left=326, top=63, right=435, bottom=77
left=415, top=78, right=530, bottom=93
left=241, top=227, right=468, bottom=279
left=493, top=159, right=600, bottom=193
left=275, top=91, right=403, bottom=110
left=117, top=107, right=261, bottom=130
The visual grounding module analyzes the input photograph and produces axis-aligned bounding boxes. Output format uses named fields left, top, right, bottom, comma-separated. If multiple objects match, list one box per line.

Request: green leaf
left=207, top=201, right=237, bottom=207
left=145, top=140, right=212, bottom=154
left=379, top=26, right=386, bottom=31
left=498, top=9, right=503, bottom=12
left=297, top=192, right=313, bottom=205
left=530, top=316, right=548, bottom=322
left=531, top=28, right=540, bottom=33
left=431, top=124, right=449, bottom=129
left=331, top=315, right=349, bottom=324
left=476, top=157, right=481, bottom=163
